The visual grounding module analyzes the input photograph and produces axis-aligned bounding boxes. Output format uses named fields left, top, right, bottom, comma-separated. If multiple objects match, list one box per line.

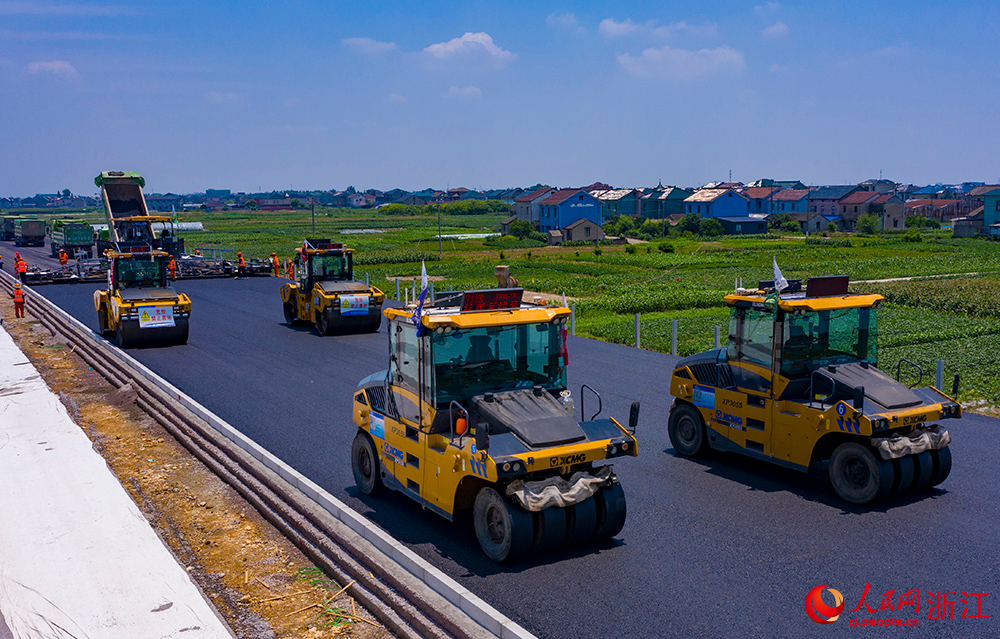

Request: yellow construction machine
left=280, top=239, right=384, bottom=334
left=94, top=243, right=191, bottom=347
left=93, top=171, right=191, bottom=348
left=351, top=287, right=640, bottom=562
left=667, top=275, right=960, bottom=504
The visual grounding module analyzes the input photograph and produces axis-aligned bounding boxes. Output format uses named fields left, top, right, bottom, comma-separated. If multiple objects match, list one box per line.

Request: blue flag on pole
left=412, top=260, right=429, bottom=335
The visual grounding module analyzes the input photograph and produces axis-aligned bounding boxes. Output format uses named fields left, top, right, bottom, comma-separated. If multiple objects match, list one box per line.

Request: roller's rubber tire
left=316, top=312, right=331, bottom=336
left=283, top=302, right=297, bottom=326
left=911, top=451, right=935, bottom=492
left=668, top=403, right=708, bottom=457
left=930, top=447, right=952, bottom=487
left=175, top=321, right=189, bottom=346
left=565, top=496, right=598, bottom=545
left=473, top=487, right=533, bottom=563
left=594, top=483, right=627, bottom=540
left=115, top=323, right=129, bottom=349
left=892, top=455, right=917, bottom=496
left=351, top=431, right=383, bottom=496
left=829, top=442, right=895, bottom=504
left=531, top=507, right=567, bottom=554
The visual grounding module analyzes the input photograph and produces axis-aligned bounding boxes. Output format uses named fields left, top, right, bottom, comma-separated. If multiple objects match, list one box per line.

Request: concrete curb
left=11, top=274, right=535, bottom=639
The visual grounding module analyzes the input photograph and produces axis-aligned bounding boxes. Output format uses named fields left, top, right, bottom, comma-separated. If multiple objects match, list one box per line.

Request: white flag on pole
left=773, top=257, right=788, bottom=292
left=412, top=260, right=429, bottom=334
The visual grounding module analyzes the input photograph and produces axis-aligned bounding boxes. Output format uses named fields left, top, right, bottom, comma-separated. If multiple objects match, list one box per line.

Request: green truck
left=1, top=217, right=19, bottom=241
left=14, top=219, right=47, bottom=247
left=50, top=221, right=95, bottom=258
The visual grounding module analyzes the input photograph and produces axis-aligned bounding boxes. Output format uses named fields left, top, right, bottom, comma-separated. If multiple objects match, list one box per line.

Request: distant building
left=591, top=189, right=640, bottom=218
left=838, top=192, right=905, bottom=231
left=537, top=189, right=602, bottom=233
left=205, top=189, right=231, bottom=199
left=741, top=187, right=779, bottom=215
left=146, top=193, right=181, bottom=213
left=771, top=188, right=811, bottom=214
left=640, top=187, right=692, bottom=219
left=904, top=199, right=973, bottom=222
left=717, top=216, right=768, bottom=235
left=745, top=178, right=807, bottom=190
left=513, top=187, right=556, bottom=227
left=789, top=212, right=827, bottom=233
left=808, top=185, right=861, bottom=217
left=978, top=188, right=1000, bottom=229
left=392, top=195, right=427, bottom=206
left=952, top=207, right=984, bottom=238
left=563, top=217, right=605, bottom=242
left=683, top=188, right=750, bottom=218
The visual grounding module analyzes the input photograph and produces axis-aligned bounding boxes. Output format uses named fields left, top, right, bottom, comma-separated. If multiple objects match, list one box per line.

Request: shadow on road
left=662, top=446, right=949, bottom=514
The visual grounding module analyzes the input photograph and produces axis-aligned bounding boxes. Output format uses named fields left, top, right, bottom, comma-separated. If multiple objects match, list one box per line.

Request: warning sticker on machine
left=138, top=306, right=175, bottom=328
left=340, top=294, right=369, bottom=316
left=369, top=412, right=385, bottom=439
left=693, top=385, right=715, bottom=410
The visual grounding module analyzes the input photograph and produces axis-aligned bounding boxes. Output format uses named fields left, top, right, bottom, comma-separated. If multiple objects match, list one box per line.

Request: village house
left=683, top=188, right=750, bottom=218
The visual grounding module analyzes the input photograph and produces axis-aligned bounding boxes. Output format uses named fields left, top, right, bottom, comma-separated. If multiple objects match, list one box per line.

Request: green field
left=168, top=207, right=1000, bottom=407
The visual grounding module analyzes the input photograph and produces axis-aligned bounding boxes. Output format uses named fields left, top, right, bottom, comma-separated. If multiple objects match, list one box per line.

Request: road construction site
left=2, top=263, right=996, bottom=638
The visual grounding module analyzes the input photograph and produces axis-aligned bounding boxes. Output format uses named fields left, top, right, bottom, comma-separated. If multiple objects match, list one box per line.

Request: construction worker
left=58, top=248, right=69, bottom=271
left=15, top=255, right=27, bottom=284
left=168, top=256, right=178, bottom=281
left=195, top=249, right=202, bottom=256
left=286, top=258, right=294, bottom=280
left=271, top=252, right=280, bottom=277
left=237, top=251, right=246, bottom=277
left=12, top=282, right=24, bottom=318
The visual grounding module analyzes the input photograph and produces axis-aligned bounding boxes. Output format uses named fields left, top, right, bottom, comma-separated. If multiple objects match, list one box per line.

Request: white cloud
left=205, top=91, right=240, bottom=103
left=424, top=32, right=516, bottom=66
left=763, top=22, right=789, bottom=37
left=0, top=2, right=134, bottom=16
left=342, top=37, right=397, bottom=55
left=600, top=17, right=717, bottom=38
left=547, top=12, right=583, bottom=32
left=388, top=93, right=406, bottom=102
left=445, top=86, right=482, bottom=99
left=26, top=59, right=77, bottom=79
left=754, top=2, right=781, bottom=11
left=599, top=17, right=640, bottom=37
left=617, top=45, right=745, bottom=79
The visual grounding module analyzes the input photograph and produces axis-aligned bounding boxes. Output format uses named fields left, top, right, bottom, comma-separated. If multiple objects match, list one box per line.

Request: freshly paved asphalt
left=14, top=267, right=1000, bottom=638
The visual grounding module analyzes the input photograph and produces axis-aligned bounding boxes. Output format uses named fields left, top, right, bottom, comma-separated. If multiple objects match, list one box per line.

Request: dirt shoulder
left=1, top=300, right=393, bottom=639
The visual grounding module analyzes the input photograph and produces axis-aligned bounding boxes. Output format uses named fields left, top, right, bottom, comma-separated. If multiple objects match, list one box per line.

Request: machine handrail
left=580, top=384, right=603, bottom=421
left=809, top=369, right=836, bottom=406
left=896, top=358, right=923, bottom=389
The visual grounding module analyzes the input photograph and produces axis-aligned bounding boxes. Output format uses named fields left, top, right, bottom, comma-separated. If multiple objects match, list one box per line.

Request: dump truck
left=351, top=288, right=640, bottom=561
left=667, top=275, right=960, bottom=505
left=0, top=217, right=17, bottom=241
left=93, top=241, right=191, bottom=347
left=280, top=239, right=385, bottom=334
left=14, top=219, right=47, bottom=247
left=93, top=171, right=191, bottom=347
left=50, top=220, right=95, bottom=258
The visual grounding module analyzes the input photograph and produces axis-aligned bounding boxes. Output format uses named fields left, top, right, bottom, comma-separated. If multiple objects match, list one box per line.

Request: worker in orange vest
left=168, top=257, right=178, bottom=281
left=271, top=252, right=280, bottom=277
left=237, top=251, right=246, bottom=277
left=12, top=282, right=25, bottom=318
left=286, top=258, right=294, bottom=280
left=58, top=248, right=69, bottom=272
left=15, top=256, right=27, bottom=284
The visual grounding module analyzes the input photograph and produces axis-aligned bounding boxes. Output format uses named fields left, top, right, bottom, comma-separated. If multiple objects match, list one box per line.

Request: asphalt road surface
left=14, top=270, right=1000, bottom=639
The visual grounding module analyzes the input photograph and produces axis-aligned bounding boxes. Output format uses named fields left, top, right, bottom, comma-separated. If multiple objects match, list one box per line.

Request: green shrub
left=659, top=242, right=675, bottom=253
left=902, top=229, right=923, bottom=242
left=805, top=236, right=852, bottom=247
left=625, top=244, right=636, bottom=254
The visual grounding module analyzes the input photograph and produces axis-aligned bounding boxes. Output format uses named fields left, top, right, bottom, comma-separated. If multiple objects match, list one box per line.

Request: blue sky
left=2, top=1, right=998, bottom=196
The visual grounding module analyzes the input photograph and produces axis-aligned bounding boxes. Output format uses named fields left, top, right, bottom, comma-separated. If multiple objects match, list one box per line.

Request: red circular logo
left=805, top=585, right=845, bottom=624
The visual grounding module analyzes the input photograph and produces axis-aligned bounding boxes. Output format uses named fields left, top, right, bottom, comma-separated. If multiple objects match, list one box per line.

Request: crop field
left=170, top=207, right=1000, bottom=407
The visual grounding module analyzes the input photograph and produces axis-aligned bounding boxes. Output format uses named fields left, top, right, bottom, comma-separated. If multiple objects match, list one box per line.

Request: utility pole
left=311, top=203, right=315, bottom=237
left=438, top=206, right=442, bottom=257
